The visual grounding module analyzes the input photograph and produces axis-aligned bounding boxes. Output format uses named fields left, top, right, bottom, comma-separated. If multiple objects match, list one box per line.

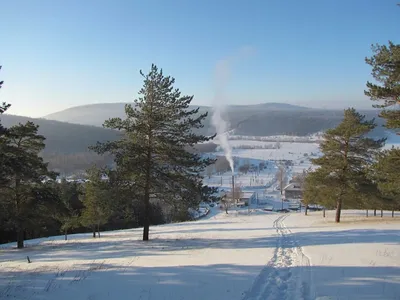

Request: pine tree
left=371, top=148, right=400, bottom=214
left=81, top=167, right=111, bottom=238
left=92, top=64, right=215, bottom=240
left=58, top=179, right=83, bottom=240
left=304, top=109, right=385, bottom=222
left=0, top=66, right=9, bottom=116
left=365, top=41, right=400, bottom=131
left=0, top=122, right=57, bottom=248
left=0, top=65, right=12, bottom=186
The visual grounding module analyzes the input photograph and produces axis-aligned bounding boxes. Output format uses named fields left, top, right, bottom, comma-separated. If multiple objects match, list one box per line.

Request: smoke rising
left=211, top=59, right=234, bottom=173
left=211, top=46, right=255, bottom=174
left=211, top=105, right=234, bottom=173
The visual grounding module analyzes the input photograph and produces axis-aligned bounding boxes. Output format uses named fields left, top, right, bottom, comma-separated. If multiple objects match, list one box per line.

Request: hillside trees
left=303, top=109, right=385, bottom=222
left=365, top=41, right=400, bottom=131
left=92, top=64, right=215, bottom=241
left=0, top=122, right=59, bottom=248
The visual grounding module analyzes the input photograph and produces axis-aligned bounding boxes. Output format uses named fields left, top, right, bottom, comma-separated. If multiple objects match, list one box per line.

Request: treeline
left=44, top=152, right=114, bottom=175
left=303, top=40, right=400, bottom=222
left=0, top=175, right=167, bottom=245
left=0, top=65, right=218, bottom=247
left=232, top=109, right=388, bottom=137
left=1, top=114, right=121, bottom=155
left=42, top=142, right=218, bottom=175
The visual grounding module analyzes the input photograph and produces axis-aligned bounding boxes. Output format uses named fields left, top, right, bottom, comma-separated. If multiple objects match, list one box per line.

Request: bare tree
left=221, top=194, right=232, bottom=214
left=276, top=164, right=286, bottom=195
left=205, top=165, right=213, bottom=179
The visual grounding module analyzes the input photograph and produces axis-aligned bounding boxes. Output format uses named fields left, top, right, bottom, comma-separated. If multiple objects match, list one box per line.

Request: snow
left=1, top=209, right=399, bottom=300
left=219, top=141, right=321, bottom=162
left=284, top=210, right=400, bottom=300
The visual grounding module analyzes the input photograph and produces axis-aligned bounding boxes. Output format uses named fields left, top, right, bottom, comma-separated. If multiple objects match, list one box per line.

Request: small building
left=220, top=191, right=256, bottom=206
left=240, top=192, right=257, bottom=206
left=283, top=183, right=303, bottom=200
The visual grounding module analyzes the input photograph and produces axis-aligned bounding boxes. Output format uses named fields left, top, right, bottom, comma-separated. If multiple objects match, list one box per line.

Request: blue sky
left=0, top=0, right=399, bottom=117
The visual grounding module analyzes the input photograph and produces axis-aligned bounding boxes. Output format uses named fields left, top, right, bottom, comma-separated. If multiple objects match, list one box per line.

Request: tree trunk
left=97, top=224, right=101, bottom=238
left=304, top=205, right=308, bottom=215
left=335, top=199, right=342, bottom=223
left=143, top=187, right=151, bottom=241
left=17, top=228, right=24, bottom=249
left=392, top=210, right=395, bottom=218
left=374, top=209, right=377, bottom=216
left=64, top=229, right=68, bottom=241
left=92, top=227, right=96, bottom=238
left=366, top=209, right=368, bottom=217
left=323, top=208, right=326, bottom=218
left=381, top=209, right=383, bottom=218
left=15, top=177, right=24, bottom=249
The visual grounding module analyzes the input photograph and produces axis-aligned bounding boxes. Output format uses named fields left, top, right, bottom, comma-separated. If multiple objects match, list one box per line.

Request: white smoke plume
left=211, top=46, right=255, bottom=174
left=211, top=105, right=234, bottom=173
left=211, top=60, right=234, bottom=173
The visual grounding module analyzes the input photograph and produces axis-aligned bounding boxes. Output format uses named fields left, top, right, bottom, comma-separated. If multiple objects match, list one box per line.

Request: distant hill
left=1, top=114, right=120, bottom=175
left=43, top=102, right=310, bottom=127
left=1, top=114, right=120, bottom=154
left=43, top=102, right=391, bottom=137
left=44, top=103, right=129, bottom=127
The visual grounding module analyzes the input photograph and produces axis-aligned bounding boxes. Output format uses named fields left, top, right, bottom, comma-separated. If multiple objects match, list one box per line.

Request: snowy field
left=206, top=134, right=399, bottom=191
left=218, top=140, right=320, bottom=162
left=1, top=209, right=399, bottom=300
left=204, top=140, right=320, bottom=190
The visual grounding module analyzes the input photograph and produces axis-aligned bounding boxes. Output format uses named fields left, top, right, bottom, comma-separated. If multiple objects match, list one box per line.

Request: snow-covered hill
left=1, top=209, right=399, bottom=300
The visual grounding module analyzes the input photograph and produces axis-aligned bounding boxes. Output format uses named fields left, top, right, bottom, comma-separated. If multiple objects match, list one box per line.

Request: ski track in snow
left=242, top=214, right=312, bottom=300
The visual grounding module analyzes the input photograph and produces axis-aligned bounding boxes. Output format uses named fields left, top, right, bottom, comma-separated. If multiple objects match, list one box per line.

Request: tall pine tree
left=0, top=66, right=9, bottom=116
left=92, top=64, right=215, bottom=240
left=81, top=167, right=111, bottom=238
left=364, top=13, right=400, bottom=215
left=57, top=179, right=83, bottom=240
left=0, top=122, right=57, bottom=248
left=371, top=149, right=400, bottom=213
left=0, top=65, right=12, bottom=186
left=304, top=109, right=384, bottom=222
left=365, top=41, right=400, bottom=131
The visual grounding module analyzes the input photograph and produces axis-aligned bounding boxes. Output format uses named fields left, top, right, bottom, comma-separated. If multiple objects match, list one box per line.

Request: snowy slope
left=1, top=209, right=399, bottom=300
left=284, top=210, right=400, bottom=300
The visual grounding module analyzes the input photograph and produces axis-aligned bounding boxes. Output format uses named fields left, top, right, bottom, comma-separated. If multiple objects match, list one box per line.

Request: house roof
left=241, top=192, right=255, bottom=199
left=283, top=183, right=302, bottom=191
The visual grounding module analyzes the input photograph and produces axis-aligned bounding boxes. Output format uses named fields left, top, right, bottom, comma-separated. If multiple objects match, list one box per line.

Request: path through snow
left=242, top=214, right=312, bottom=300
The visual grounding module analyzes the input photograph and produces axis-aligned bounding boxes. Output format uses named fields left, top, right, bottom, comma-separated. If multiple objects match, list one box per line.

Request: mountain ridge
left=43, top=102, right=313, bottom=126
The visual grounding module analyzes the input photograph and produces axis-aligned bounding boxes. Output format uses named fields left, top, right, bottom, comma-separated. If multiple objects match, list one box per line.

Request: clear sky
left=0, top=0, right=399, bottom=117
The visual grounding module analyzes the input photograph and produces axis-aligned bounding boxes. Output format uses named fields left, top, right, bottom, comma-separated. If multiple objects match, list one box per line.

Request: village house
left=283, top=182, right=303, bottom=201
left=220, top=191, right=256, bottom=206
